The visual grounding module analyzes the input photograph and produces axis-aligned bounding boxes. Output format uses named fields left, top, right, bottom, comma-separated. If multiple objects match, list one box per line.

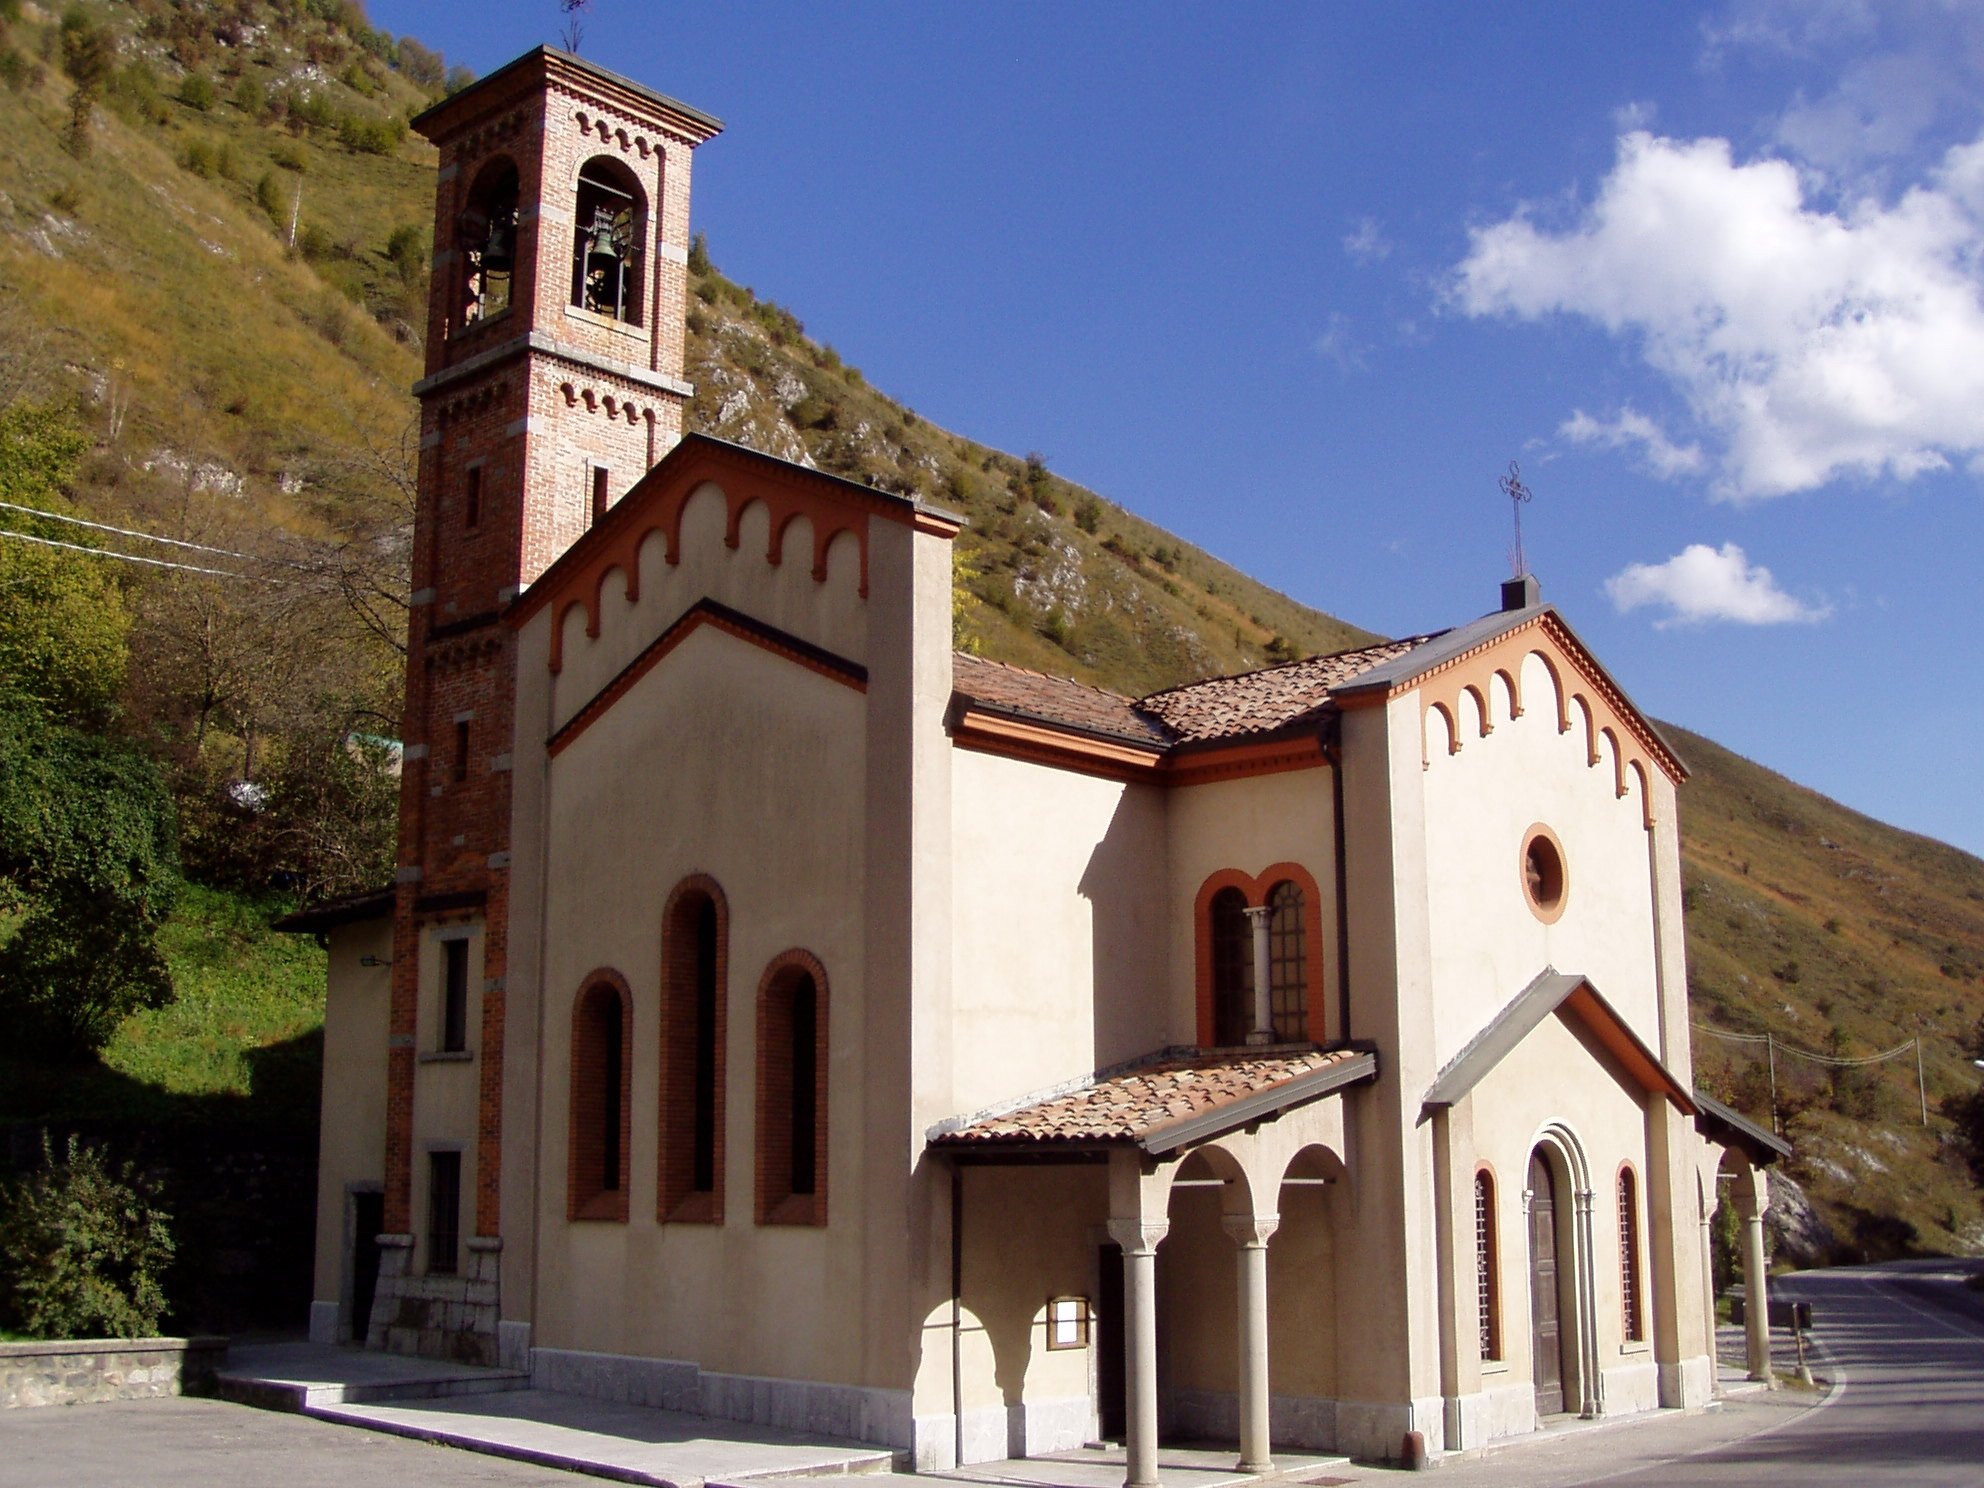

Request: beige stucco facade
left=295, top=43, right=1779, bottom=1480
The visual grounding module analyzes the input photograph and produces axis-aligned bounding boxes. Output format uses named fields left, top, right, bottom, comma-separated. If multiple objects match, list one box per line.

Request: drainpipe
left=1324, top=730, right=1352, bottom=1045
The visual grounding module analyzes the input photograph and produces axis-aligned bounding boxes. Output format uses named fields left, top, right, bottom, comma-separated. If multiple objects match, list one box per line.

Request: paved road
left=1592, top=1260, right=1984, bottom=1487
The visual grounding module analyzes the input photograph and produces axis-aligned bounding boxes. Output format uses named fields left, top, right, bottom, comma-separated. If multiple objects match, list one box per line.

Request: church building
left=287, top=45, right=1788, bottom=1474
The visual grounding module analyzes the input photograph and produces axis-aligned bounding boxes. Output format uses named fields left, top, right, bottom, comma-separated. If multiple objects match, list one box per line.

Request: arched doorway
left=1526, top=1150, right=1569, bottom=1416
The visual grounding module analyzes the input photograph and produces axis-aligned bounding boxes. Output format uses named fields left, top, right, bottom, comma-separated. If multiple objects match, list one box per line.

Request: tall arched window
left=1266, top=879, right=1308, bottom=1041
left=1210, top=887, right=1252, bottom=1046
left=458, top=157, right=519, bottom=327
left=568, top=973, right=631, bottom=1222
left=571, top=156, right=644, bottom=324
left=660, top=877, right=726, bottom=1222
left=1619, top=1166, right=1645, bottom=1342
left=1475, top=1169, right=1501, bottom=1360
left=756, top=952, right=829, bottom=1226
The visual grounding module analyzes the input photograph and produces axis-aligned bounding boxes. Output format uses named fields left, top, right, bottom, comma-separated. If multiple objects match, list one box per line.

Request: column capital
left=1221, top=1214, right=1280, bottom=1248
left=1107, top=1218, right=1170, bottom=1255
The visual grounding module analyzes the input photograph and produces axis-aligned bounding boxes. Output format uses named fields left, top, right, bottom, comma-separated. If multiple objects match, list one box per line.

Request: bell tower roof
left=411, top=45, right=723, bottom=147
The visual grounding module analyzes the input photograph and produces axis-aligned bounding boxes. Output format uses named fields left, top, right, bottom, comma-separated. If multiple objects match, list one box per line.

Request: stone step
left=215, top=1365, right=531, bottom=1411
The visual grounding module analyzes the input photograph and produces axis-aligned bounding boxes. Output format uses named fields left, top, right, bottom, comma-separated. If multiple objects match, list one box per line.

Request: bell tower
left=369, top=50, right=719, bottom=1362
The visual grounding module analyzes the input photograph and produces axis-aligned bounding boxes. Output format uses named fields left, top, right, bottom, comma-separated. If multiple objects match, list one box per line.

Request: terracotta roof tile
left=930, top=1048, right=1365, bottom=1147
left=1137, top=637, right=1434, bottom=743
left=951, top=654, right=1175, bottom=748
left=949, top=637, right=1439, bottom=754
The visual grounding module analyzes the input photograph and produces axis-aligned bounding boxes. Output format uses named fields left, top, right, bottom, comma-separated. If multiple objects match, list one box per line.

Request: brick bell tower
left=372, top=50, right=720, bottom=1360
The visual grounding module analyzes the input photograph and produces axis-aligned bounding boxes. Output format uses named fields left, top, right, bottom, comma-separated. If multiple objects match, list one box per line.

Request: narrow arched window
left=459, top=158, right=519, bottom=327
left=1475, top=1170, right=1501, bottom=1360
left=1619, top=1167, right=1645, bottom=1342
left=660, top=878, right=726, bottom=1222
left=1266, top=879, right=1308, bottom=1041
left=571, top=156, right=644, bottom=324
left=1211, top=886, right=1252, bottom=1046
left=756, top=954, right=828, bottom=1226
left=568, top=975, right=631, bottom=1222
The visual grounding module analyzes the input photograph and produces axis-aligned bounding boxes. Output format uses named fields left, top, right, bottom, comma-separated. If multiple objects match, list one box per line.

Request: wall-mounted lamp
left=359, top=954, right=393, bottom=968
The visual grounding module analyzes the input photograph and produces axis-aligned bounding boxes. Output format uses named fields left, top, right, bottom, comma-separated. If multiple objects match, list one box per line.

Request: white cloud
left=1605, top=542, right=1830, bottom=626
left=1612, top=100, right=1659, bottom=133
left=1453, top=129, right=1984, bottom=499
left=1312, top=312, right=1364, bottom=371
left=1560, top=407, right=1706, bottom=478
left=1342, top=216, right=1390, bottom=264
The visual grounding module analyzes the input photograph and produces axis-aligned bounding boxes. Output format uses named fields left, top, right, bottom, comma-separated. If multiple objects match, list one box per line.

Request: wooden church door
left=1528, top=1152, right=1565, bottom=1416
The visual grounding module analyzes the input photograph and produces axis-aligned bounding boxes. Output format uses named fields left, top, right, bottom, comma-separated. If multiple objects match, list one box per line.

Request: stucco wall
left=531, top=627, right=870, bottom=1383
left=1420, top=649, right=1661, bottom=1073
left=313, top=915, right=392, bottom=1310
left=1165, top=768, right=1337, bottom=1045
left=947, top=750, right=1169, bottom=1114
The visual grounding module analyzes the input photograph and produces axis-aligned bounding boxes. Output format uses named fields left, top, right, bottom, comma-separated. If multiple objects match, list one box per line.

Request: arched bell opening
left=571, top=155, right=647, bottom=324
left=458, top=157, right=520, bottom=328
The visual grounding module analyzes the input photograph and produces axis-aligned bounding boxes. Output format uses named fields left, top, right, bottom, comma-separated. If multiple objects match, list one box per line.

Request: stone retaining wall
left=0, top=1336, right=227, bottom=1408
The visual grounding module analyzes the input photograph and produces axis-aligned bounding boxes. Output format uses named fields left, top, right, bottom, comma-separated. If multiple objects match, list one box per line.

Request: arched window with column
left=1195, top=865, right=1328, bottom=1047
left=568, top=971, right=631, bottom=1222
left=755, top=951, right=829, bottom=1226
left=660, top=876, right=726, bottom=1223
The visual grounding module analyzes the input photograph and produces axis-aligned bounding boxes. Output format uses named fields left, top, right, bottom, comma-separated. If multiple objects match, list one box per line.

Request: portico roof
left=1695, top=1092, right=1792, bottom=1166
left=928, top=1046, right=1377, bottom=1160
left=1422, top=967, right=1697, bottom=1117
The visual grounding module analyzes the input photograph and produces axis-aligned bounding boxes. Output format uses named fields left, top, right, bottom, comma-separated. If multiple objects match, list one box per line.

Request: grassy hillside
left=2, top=0, right=1980, bottom=1263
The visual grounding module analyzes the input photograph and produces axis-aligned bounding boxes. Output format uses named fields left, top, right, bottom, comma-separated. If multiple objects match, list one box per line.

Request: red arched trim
left=568, top=968, right=633, bottom=1223
left=754, top=949, right=830, bottom=1227
left=659, top=875, right=728, bottom=1224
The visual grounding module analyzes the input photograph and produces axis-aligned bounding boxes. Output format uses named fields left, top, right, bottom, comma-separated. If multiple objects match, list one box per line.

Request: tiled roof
left=949, top=637, right=1437, bottom=752
left=950, top=654, right=1175, bottom=748
left=930, top=1048, right=1370, bottom=1149
left=1138, top=637, right=1433, bottom=743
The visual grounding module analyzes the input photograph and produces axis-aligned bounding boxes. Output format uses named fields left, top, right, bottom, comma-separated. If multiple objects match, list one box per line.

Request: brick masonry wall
left=0, top=1337, right=226, bottom=1409
left=382, top=53, right=713, bottom=1301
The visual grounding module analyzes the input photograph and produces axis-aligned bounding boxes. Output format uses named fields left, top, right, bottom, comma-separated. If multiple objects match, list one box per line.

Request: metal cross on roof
left=1499, top=460, right=1533, bottom=578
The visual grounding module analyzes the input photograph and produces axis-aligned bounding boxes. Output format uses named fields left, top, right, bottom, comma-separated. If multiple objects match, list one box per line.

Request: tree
left=1945, top=1016, right=1984, bottom=1185
left=0, top=700, right=180, bottom=1061
left=0, top=402, right=132, bottom=728
left=0, top=1133, right=174, bottom=1339
left=58, top=7, right=114, bottom=157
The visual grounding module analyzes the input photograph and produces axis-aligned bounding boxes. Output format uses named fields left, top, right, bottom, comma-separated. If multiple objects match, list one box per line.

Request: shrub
left=0, top=1133, right=174, bottom=1339
left=178, top=138, right=216, bottom=177
left=232, top=74, right=265, bottom=116
left=687, top=230, right=711, bottom=276
left=1074, top=496, right=1101, bottom=534
left=178, top=71, right=216, bottom=110
left=385, top=222, right=425, bottom=284
left=255, top=170, right=286, bottom=225
left=0, top=48, right=35, bottom=91
left=270, top=140, right=307, bottom=173
left=337, top=111, right=405, bottom=156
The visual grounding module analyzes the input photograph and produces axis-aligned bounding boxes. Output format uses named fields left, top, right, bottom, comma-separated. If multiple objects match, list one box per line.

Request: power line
left=1694, top=1021, right=1930, bottom=1128
left=0, top=498, right=285, bottom=564
left=0, top=526, right=261, bottom=580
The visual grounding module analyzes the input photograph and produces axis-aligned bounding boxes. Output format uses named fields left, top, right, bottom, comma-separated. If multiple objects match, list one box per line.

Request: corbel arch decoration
left=1192, top=863, right=1327, bottom=1047
left=1408, top=618, right=1675, bottom=828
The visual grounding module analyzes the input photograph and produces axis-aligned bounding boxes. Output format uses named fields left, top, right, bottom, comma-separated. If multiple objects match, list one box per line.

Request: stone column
left=1735, top=1185, right=1771, bottom=1382
left=1222, top=1215, right=1279, bottom=1472
left=1108, top=1219, right=1170, bottom=1488
left=1243, top=906, right=1273, bottom=1044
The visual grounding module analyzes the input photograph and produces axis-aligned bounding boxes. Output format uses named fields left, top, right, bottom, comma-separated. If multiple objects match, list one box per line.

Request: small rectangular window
left=464, top=466, right=482, bottom=529
left=591, top=465, right=610, bottom=524
left=442, top=939, right=469, bottom=1053
left=454, top=719, right=470, bottom=783
left=428, top=1151, right=461, bottom=1276
left=1046, top=1296, right=1089, bottom=1350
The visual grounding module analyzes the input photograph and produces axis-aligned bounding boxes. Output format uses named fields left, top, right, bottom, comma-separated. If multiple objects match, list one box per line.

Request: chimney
left=1501, top=573, right=1540, bottom=612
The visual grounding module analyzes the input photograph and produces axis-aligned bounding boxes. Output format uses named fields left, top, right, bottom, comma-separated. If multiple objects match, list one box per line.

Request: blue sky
left=373, top=2, right=1984, bottom=858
